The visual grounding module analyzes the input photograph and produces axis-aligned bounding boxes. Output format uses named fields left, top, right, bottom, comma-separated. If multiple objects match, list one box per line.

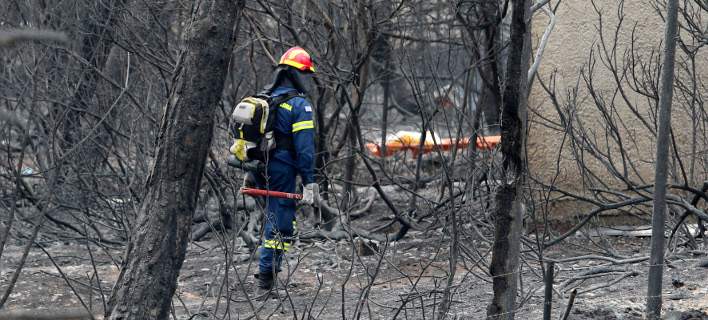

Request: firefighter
left=251, top=46, right=319, bottom=293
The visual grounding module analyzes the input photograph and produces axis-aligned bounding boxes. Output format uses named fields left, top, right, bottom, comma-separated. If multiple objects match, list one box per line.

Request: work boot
left=256, top=271, right=275, bottom=290
left=254, top=272, right=276, bottom=299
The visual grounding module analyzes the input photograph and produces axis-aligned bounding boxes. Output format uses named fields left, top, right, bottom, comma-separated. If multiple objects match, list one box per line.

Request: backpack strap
left=269, top=91, right=301, bottom=109
left=269, top=91, right=302, bottom=155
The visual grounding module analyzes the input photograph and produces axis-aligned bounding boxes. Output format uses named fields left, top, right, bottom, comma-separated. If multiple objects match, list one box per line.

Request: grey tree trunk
left=373, top=35, right=393, bottom=159
left=342, top=0, right=372, bottom=212
left=646, top=0, right=679, bottom=318
left=486, top=0, right=531, bottom=319
left=48, top=0, right=126, bottom=238
left=106, top=1, right=243, bottom=319
left=475, top=1, right=503, bottom=134
left=62, top=0, right=125, bottom=152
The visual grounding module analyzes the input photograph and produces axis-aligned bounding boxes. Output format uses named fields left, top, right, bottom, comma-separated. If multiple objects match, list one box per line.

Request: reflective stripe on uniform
left=279, top=103, right=293, bottom=111
left=264, top=239, right=291, bottom=251
left=292, top=120, right=314, bottom=132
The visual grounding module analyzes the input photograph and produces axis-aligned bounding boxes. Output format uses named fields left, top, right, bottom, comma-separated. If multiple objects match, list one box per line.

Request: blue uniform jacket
left=270, top=86, right=315, bottom=185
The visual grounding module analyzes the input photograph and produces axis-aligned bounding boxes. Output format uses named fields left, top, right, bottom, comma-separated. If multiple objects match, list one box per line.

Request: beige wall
left=527, top=0, right=707, bottom=219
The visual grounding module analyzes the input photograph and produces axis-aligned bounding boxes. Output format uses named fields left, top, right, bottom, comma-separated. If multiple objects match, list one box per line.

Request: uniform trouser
left=256, top=158, right=297, bottom=274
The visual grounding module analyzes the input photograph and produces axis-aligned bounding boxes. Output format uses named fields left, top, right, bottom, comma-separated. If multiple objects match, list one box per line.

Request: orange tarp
left=365, top=131, right=501, bottom=157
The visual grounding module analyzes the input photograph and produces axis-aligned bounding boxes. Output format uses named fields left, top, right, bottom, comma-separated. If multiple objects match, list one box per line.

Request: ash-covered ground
left=1, top=207, right=706, bottom=319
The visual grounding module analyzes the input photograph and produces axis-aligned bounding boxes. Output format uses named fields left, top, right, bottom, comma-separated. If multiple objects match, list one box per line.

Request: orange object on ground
left=240, top=187, right=303, bottom=200
left=365, top=131, right=501, bottom=157
left=475, top=135, right=501, bottom=150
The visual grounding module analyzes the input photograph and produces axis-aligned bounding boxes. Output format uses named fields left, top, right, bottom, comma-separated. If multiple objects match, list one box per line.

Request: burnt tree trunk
left=62, top=0, right=125, bottom=151
left=52, top=0, right=125, bottom=222
left=470, top=0, right=503, bottom=135
left=106, top=1, right=243, bottom=319
left=371, top=34, right=393, bottom=162
left=342, top=0, right=372, bottom=212
left=646, top=0, right=679, bottom=318
left=486, top=0, right=531, bottom=319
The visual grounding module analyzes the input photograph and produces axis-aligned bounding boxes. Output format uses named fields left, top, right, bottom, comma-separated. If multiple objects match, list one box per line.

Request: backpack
left=229, top=91, right=300, bottom=162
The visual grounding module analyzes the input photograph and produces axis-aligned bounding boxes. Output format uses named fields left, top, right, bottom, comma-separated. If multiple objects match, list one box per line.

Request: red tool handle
left=240, top=187, right=303, bottom=200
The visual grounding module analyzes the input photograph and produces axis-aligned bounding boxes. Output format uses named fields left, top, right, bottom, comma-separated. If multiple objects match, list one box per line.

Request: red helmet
left=278, top=46, right=315, bottom=73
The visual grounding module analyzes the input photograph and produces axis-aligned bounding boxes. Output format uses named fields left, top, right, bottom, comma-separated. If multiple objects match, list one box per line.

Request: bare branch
left=0, top=29, right=68, bottom=47
left=528, top=6, right=557, bottom=84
